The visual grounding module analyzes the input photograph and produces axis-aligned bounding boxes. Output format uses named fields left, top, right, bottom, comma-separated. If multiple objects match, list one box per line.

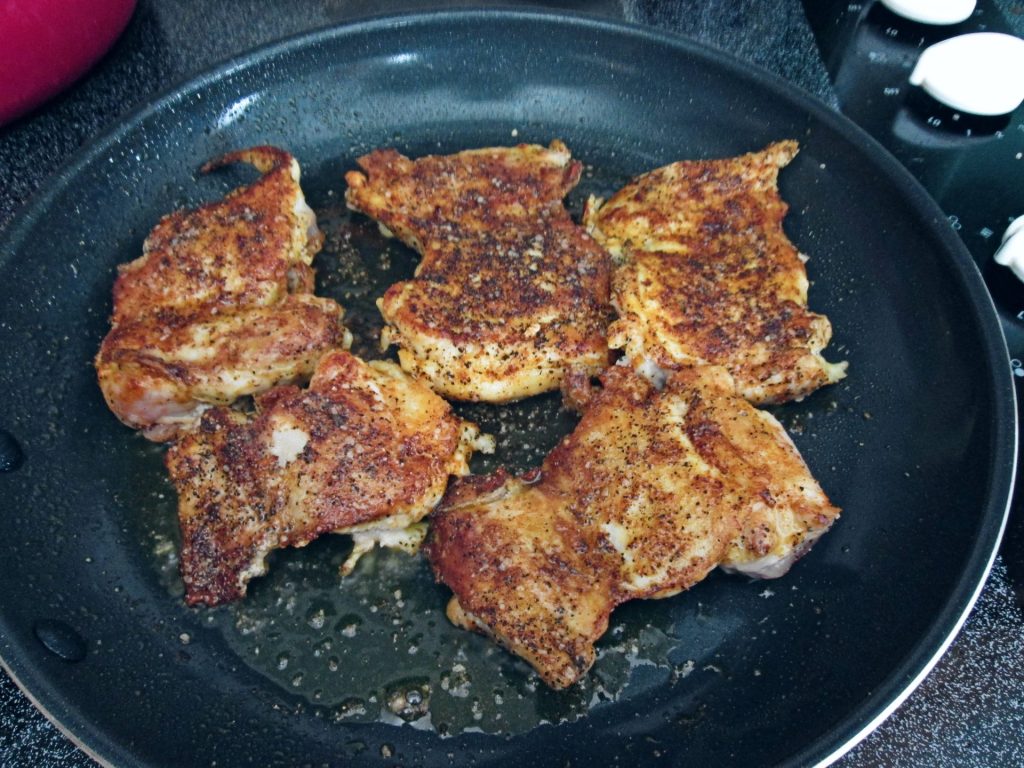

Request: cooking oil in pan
left=216, top=541, right=687, bottom=736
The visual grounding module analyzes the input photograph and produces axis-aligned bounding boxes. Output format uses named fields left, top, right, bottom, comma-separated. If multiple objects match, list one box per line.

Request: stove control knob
left=909, top=33, right=1024, bottom=115
left=995, top=216, right=1024, bottom=283
left=880, top=0, right=976, bottom=25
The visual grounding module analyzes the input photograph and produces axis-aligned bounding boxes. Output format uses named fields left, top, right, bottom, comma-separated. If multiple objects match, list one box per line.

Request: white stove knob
left=995, top=216, right=1024, bottom=284
left=880, top=0, right=976, bottom=25
left=909, top=33, right=1024, bottom=116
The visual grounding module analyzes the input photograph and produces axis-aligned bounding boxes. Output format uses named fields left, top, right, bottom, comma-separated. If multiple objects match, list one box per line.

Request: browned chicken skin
left=426, top=363, right=839, bottom=688
left=96, top=146, right=348, bottom=441
left=584, top=141, right=846, bottom=404
left=166, top=349, right=491, bottom=607
left=344, top=141, right=612, bottom=402
left=111, top=147, right=322, bottom=318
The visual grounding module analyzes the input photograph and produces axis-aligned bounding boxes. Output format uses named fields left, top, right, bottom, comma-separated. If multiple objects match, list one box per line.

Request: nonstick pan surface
left=0, top=10, right=1015, bottom=767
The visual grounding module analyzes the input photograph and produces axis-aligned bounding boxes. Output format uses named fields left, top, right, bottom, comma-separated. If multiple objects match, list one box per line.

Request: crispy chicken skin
left=426, top=363, right=839, bottom=688
left=431, top=469, right=619, bottom=689
left=344, top=142, right=612, bottom=402
left=584, top=141, right=847, bottom=404
left=166, top=349, right=490, bottom=607
left=97, top=295, right=345, bottom=440
left=111, top=147, right=322, bottom=318
left=96, top=147, right=348, bottom=441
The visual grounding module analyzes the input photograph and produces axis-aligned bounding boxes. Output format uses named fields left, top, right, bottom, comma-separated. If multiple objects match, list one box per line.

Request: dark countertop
left=1, top=1, right=1022, bottom=765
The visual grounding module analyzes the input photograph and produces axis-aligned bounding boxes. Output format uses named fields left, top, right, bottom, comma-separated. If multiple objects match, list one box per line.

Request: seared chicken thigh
left=96, top=147, right=348, bottom=441
left=431, top=469, right=620, bottom=689
left=97, top=295, right=344, bottom=440
left=111, top=147, right=322, bottom=318
left=584, top=141, right=846, bottom=404
left=426, top=363, right=839, bottom=688
left=345, top=141, right=612, bottom=402
left=166, top=349, right=491, bottom=607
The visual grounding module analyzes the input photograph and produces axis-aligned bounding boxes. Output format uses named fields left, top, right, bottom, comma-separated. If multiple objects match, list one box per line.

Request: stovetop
left=805, top=0, right=1024, bottom=357
left=1, top=1, right=1022, bottom=765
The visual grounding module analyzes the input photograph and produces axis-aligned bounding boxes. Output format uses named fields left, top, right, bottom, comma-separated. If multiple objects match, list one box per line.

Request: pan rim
left=0, top=8, right=1017, bottom=767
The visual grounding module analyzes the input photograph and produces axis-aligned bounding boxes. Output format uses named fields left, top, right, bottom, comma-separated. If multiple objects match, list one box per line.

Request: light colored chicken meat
left=96, top=146, right=348, bottom=441
left=584, top=141, right=846, bottom=405
left=426, top=362, right=839, bottom=688
left=344, top=141, right=612, bottom=402
left=166, top=349, right=492, bottom=607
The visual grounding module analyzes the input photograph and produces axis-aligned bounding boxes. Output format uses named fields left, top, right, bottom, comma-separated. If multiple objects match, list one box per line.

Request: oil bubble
left=385, top=678, right=431, bottom=722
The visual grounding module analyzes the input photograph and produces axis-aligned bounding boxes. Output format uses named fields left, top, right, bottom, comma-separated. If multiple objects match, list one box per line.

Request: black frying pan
left=0, top=10, right=1015, bottom=767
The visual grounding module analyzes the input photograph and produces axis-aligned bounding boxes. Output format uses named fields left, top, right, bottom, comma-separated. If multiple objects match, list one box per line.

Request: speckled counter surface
left=1, top=1, right=1022, bottom=765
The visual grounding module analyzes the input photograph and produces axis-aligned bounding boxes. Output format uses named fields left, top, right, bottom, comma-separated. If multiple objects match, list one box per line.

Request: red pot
left=0, top=0, right=137, bottom=125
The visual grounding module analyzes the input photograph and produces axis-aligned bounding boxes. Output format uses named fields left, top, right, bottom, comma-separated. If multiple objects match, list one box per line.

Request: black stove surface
left=1, top=1, right=1022, bottom=766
